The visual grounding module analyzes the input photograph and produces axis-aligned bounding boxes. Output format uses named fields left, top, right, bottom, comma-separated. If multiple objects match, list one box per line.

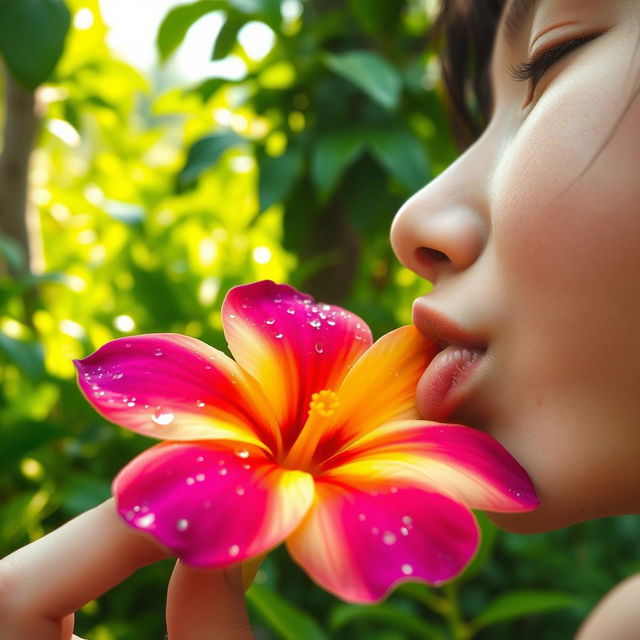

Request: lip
left=413, top=301, right=487, bottom=422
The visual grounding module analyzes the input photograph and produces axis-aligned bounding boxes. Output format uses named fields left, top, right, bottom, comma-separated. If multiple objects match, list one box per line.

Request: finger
left=0, top=499, right=170, bottom=638
left=166, top=561, right=254, bottom=640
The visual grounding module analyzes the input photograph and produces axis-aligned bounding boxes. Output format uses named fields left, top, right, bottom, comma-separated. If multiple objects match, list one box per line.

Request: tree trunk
left=0, top=64, right=41, bottom=277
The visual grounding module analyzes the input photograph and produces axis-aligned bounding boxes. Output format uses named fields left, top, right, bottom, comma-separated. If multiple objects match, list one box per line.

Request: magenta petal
left=114, top=442, right=314, bottom=567
left=287, top=482, right=479, bottom=603
left=75, top=334, right=280, bottom=450
left=222, top=281, right=372, bottom=449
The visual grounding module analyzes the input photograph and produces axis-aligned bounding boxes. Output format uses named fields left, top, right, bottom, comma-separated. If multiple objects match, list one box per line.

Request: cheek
left=482, top=63, right=640, bottom=530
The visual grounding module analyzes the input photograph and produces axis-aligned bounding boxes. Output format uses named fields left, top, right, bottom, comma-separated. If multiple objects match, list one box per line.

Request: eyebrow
left=503, top=0, right=540, bottom=43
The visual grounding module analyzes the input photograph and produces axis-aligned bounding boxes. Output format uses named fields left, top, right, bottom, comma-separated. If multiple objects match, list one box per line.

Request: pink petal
left=287, top=480, right=478, bottom=603
left=75, top=334, right=280, bottom=451
left=222, top=281, right=372, bottom=452
left=323, top=421, right=539, bottom=513
left=114, top=441, right=314, bottom=567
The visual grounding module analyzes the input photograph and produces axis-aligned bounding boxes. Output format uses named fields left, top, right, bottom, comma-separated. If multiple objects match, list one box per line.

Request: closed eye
left=510, top=34, right=599, bottom=98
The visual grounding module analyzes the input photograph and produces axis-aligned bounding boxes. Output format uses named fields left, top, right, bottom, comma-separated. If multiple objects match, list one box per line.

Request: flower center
left=281, top=388, right=340, bottom=472
left=308, top=389, right=340, bottom=418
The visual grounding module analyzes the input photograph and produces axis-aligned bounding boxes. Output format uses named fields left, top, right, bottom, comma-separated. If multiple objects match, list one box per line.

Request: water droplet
left=401, top=564, right=414, bottom=576
left=236, top=486, right=245, bottom=496
left=390, top=486, right=398, bottom=494
left=176, top=518, right=189, bottom=532
left=327, top=319, right=336, bottom=326
left=125, top=342, right=132, bottom=348
left=400, top=527, right=410, bottom=536
left=241, top=303, right=249, bottom=309
left=242, top=464, right=251, bottom=470
left=235, top=448, right=250, bottom=459
left=228, top=544, right=240, bottom=557
left=113, top=372, right=124, bottom=380
left=355, top=335, right=363, bottom=341
left=138, top=513, right=155, bottom=528
left=204, top=364, right=212, bottom=370
left=274, top=296, right=282, bottom=304
left=315, top=343, right=324, bottom=354
left=402, top=515, right=413, bottom=526
left=152, top=410, right=174, bottom=425
left=383, top=531, right=397, bottom=545
left=286, top=308, right=296, bottom=315
left=196, top=400, right=206, bottom=408
left=154, top=348, right=163, bottom=357
left=196, top=456, right=204, bottom=463
left=195, top=473, right=206, bottom=482
left=308, top=319, right=321, bottom=329
left=219, top=467, right=228, bottom=476
left=274, top=332, right=284, bottom=339
left=265, top=317, right=275, bottom=325
left=371, top=527, right=379, bottom=535
left=126, top=400, right=136, bottom=407
left=97, top=390, right=105, bottom=397
left=229, top=313, right=236, bottom=319
left=186, top=477, right=195, bottom=485
left=358, top=513, right=366, bottom=522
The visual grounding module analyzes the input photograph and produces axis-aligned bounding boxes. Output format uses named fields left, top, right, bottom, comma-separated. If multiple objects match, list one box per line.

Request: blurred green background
left=0, top=1, right=638, bottom=638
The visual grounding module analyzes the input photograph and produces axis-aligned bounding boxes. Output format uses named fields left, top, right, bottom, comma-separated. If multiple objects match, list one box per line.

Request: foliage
left=1, top=1, right=639, bottom=639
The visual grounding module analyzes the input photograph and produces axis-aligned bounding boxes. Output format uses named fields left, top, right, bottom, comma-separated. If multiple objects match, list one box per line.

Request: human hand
left=0, top=499, right=254, bottom=640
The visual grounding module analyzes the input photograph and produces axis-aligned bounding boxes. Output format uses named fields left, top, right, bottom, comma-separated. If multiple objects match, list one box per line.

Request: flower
left=75, top=280, right=537, bottom=603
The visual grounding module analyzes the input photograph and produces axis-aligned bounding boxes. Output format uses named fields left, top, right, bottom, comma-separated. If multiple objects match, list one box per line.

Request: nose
left=390, top=149, right=489, bottom=286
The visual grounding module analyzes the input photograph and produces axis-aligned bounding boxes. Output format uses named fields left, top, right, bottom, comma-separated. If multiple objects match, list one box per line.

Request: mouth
left=413, top=303, right=488, bottom=422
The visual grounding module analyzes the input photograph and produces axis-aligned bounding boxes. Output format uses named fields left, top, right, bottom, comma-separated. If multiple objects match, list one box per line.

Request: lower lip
left=416, top=346, right=485, bottom=422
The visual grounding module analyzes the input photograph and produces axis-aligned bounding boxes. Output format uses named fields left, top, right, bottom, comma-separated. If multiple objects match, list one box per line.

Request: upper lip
left=412, top=299, right=487, bottom=350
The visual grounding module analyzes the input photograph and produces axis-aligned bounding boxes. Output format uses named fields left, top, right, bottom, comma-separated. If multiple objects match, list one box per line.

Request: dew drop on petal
left=390, top=486, right=398, bottom=494
left=228, top=544, right=240, bottom=557
left=196, top=400, right=206, bottom=408
left=327, top=319, right=336, bottom=326
left=401, top=564, right=414, bottom=576
left=195, top=473, right=206, bottom=482
left=307, top=319, right=321, bottom=329
left=229, top=313, right=236, bottom=319
left=126, top=401, right=136, bottom=407
left=125, top=342, right=132, bottom=348
left=358, top=513, right=366, bottom=522
left=152, top=410, right=174, bottom=425
left=235, top=448, right=250, bottom=459
left=265, top=317, right=275, bottom=325
left=274, top=332, right=284, bottom=339
left=113, top=372, right=124, bottom=380
left=383, top=531, right=397, bottom=546
left=286, top=308, right=296, bottom=315
left=154, top=349, right=163, bottom=357
left=400, top=527, right=410, bottom=536
left=196, top=456, right=204, bottom=463
left=219, top=467, right=228, bottom=476
left=176, top=518, right=189, bottom=532
left=138, top=513, right=155, bottom=528
left=402, top=515, right=413, bottom=526
left=315, top=343, right=324, bottom=354
left=236, top=486, right=245, bottom=496
left=185, top=477, right=195, bottom=485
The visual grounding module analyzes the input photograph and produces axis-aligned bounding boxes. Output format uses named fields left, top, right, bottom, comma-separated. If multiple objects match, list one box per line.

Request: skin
left=1, top=1, right=638, bottom=637
left=391, top=0, right=640, bottom=634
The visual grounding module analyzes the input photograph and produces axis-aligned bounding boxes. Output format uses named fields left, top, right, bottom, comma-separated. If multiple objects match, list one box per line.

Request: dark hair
left=432, top=0, right=506, bottom=149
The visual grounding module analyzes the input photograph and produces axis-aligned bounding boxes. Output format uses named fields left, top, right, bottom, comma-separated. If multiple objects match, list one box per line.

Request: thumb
left=166, top=560, right=254, bottom=640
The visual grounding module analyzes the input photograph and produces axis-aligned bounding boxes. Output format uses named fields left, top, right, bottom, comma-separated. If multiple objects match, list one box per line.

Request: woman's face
left=390, top=0, right=640, bottom=532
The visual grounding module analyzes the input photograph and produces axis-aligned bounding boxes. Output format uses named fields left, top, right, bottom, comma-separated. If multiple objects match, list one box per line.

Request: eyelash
left=510, top=35, right=597, bottom=96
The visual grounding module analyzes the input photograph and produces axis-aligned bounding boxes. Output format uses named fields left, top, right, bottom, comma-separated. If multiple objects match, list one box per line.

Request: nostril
left=416, top=247, right=449, bottom=266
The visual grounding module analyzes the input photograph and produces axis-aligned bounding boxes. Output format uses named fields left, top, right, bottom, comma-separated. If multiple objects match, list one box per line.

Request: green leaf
left=156, top=0, right=226, bottom=62
left=246, top=583, right=328, bottom=640
left=347, top=0, right=404, bottom=35
left=330, top=603, right=445, bottom=640
left=211, top=12, right=244, bottom=60
left=0, top=0, right=70, bottom=90
left=453, top=511, right=499, bottom=584
left=0, top=333, right=45, bottom=381
left=258, top=146, right=304, bottom=212
left=324, top=51, right=402, bottom=110
left=367, top=126, right=430, bottom=193
left=177, top=131, right=248, bottom=190
left=0, top=419, right=61, bottom=467
left=471, top=590, right=581, bottom=631
left=311, top=132, right=365, bottom=201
